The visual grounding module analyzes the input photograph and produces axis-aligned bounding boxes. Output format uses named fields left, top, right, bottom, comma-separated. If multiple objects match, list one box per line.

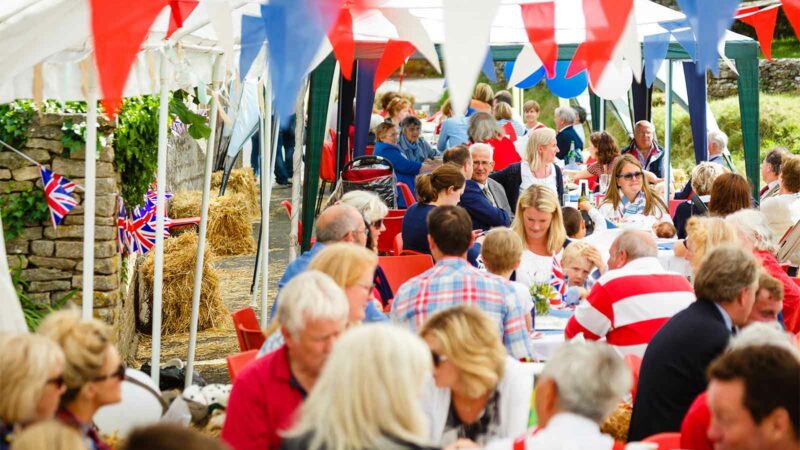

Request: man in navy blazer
left=555, top=106, right=583, bottom=162
left=442, top=145, right=511, bottom=231
left=628, top=245, right=761, bottom=442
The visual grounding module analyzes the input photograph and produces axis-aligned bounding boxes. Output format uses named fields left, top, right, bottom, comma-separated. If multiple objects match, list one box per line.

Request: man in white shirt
left=484, top=341, right=631, bottom=450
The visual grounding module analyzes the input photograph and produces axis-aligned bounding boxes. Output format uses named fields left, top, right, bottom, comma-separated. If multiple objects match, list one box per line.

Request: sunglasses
left=46, top=375, right=65, bottom=389
left=371, top=219, right=383, bottom=228
left=617, top=171, right=643, bottom=181
left=92, top=364, right=126, bottom=382
left=431, top=351, right=448, bottom=367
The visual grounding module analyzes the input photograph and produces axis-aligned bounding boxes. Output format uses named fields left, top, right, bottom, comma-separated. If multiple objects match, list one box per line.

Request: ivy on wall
left=0, top=100, right=35, bottom=149
left=0, top=185, right=50, bottom=241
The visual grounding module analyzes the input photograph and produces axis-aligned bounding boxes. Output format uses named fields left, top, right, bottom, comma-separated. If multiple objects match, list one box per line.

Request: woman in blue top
left=401, top=164, right=482, bottom=266
left=398, top=116, right=438, bottom=164
left=373, top=122, right=422, bottom=208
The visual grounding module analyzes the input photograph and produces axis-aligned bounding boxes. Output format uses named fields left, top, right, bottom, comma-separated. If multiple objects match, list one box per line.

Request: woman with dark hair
left=708, top=173, right=752, bottom=217
left=398, top=116, right=438, bottom=164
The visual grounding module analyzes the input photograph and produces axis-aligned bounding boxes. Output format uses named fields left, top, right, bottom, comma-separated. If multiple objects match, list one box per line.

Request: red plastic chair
left=624, top=354, right=643, bottom=403
left=396, top=182, right=416, bottom=207
left=386, top=209, right=406, bottom=218
left=231, top=307, right=260, bottom=352
left=393, top=233, right=403, bottom=256
left=377, top=216, right=404, bottom=255
left=642, top=432, right=682, bottom=449
left=378, top=254, right=435, bottom=294
left=669, top=199, right=686, bottom=217
left=226, top=349, right=258, bottom=382
left=364, top=144, right=375, bottom=156
left=238, top=324, right=266, bottom=351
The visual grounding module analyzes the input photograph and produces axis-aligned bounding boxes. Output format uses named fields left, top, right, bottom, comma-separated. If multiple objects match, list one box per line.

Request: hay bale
left=211, top=168, right=260, bottom=218
left=207, top=193, right=257, bottom=256
left=140, top=231, right=227, bottom=335
left=170, top=190, right=205, bottom=219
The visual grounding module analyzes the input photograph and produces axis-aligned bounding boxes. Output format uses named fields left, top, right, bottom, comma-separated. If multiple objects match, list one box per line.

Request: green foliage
left=765, top=37, right=800, bottom=59
left=114, top=95, right=160, bottom=207
left=530, top=282, right=557, bottom=316
left=61, top=119, right=108, bottom=156
left=0, top=100, right=35, bottom=149
left=13, top=267, right=76, bottom=331
left=0, top=186, right=50, bottom=241
left=169, top=90, right=211, bottom=140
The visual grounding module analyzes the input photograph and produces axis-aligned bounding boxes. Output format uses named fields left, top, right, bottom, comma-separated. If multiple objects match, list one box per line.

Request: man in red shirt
left=221, top=271, right=349, bottom=450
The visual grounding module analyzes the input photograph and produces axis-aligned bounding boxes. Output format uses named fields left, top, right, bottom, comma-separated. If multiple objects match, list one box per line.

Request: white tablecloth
left=582, top=229, right=692, bottom=278
left=531, top=332, right=565, bottom=361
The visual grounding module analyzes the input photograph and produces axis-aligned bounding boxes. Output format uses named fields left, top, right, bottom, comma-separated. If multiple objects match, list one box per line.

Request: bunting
left=239, top=14, right=267, bottom=81
left=39, top=166, right=78, bottom=229
left=506, top=44, right=543, bottom=88
left=737, top=5, right=780, bottom=60
left=329, top=9, right=355, bottom=80
left=784, top=0, right=800, bottom=40
left=89, top=0, right=170, bottom=118
left=373, top=40, right=416, bottom=91
left=643, top=32, right=671, bottom=87
left=166, top=0, right=199, bottom=39
left=482, top=49, right=498, bottom=83
left=380, top=8, right=441, bottom=73
left=520, top=2, right=557, bottom=79
left=675, top=0, right=741, bottom=75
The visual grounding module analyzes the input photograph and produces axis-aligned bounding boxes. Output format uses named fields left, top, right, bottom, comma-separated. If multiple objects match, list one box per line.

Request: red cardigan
left=221, top=346, right=307, bottom=450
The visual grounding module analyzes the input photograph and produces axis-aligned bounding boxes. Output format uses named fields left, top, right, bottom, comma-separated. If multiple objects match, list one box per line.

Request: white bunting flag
left=380, top=8, right=441, bottom=73
left=507, top=43, right=543, bottom=88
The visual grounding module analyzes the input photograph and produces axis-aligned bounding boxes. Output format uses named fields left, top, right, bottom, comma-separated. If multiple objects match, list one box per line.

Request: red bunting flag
left=782, top=0, right=800, bottom=40
left=90, top=0, right=170, bottom=119
left=329, top=9, right=356, bottom=80
left=166, top=0, right=200, bottom=39
left=737, top=5, right=780, bottom=60
left=567, top=0, right=633, bottom=86
left=520, top=2, right=557, bottom=79
left=373, top=40, right=416, bottom=91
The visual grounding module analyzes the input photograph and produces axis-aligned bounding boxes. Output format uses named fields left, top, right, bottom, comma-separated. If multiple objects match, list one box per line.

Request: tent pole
left=735, top=51, right=760, bottom=199
left=185, top=54, right=223, bottom=389
left=259, top=74, right=274, bottom=328
left=250, top=102, right=266, bottom=308
left=289, top=80, right=307, bottom=263
left=151, top=50, right=171, bottom=386
left=81, top=67, right=97, bottom=321
left=663, top=61, right=674, bottom=205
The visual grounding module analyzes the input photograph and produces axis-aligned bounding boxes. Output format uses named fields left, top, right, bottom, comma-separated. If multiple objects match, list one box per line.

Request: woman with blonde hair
left=418, top=306, right=534, bottom=446
left=673, top=162, right=727, bottom=239
left=259, top=243, right=379, bottom=356
left=0, top=333, right=66, bottom=449
left=470, top=83, right=494, bottom=113
left=678, top=216, right=739, bottom=273
left=281, top=325, right=436, bottom=450
left=386, top=97, right=412, bottom=127
left=511, top=185, right=568, bottom=290
left=490, top=127, right=565, bottom=209
left=38, top=311, right=123, bottom=450
left=10, top=420, right=85, bottom=450
left=598, top=154, right=670, bottom=226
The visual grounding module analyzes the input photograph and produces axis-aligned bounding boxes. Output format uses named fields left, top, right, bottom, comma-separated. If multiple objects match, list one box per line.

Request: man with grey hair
left=629, top=244, right=761, bottom=442
left=484, top=341, right=631, bottom=449
left=565, top=230, right=695, bottom=357
left=760, top=147, right=789, bottom=202
left=470, top=143, right=513, bottom=215
left=621, top=120, right=665, bottom=179
left=554, top=106, right=583, bottom=162
left=270, top=204, right=366, bottom=320
left=222, top=271, right=349, bottom=449
left=675, top=128, right=734, bottom=199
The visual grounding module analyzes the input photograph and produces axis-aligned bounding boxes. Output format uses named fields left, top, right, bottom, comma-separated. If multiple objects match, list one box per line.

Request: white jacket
left=419, top=356, right=535, bottom=445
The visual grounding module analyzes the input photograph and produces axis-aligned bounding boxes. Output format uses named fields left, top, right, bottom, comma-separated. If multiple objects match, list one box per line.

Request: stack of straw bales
left=140, top=231, right=227, bottom=334
left=207, top=193, right=257, bottom=256
left=211, top=168, right=260, bottom=219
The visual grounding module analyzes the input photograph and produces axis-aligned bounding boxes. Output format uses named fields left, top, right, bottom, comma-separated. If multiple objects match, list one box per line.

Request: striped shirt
left=391, top=258, right=532, bottom=359
left=564, top=257, right=695, bottom=357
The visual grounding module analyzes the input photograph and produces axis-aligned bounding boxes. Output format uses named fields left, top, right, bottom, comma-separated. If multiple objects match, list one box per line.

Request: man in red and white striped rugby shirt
left=565, top=230, right=695, bottom=357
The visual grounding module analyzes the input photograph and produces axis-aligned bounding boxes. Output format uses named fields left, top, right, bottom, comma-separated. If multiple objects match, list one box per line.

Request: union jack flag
left=116, top=198, right=129, bottom=254
left=39, top=166, right=78, bottom=229
left=128, top=205, right=171, bottom=254
left=144, top=187, right=173, bottom=210
left=549, top=256, right=567, bottom=306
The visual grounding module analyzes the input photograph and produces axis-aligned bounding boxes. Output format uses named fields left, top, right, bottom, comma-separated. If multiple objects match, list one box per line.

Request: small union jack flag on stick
left=39, top=166, right=78, bottom=229
left=549, top=256, right=567, bottom=306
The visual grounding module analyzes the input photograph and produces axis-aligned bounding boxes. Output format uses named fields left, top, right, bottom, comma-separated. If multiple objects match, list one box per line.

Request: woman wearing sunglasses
left=418, top=306, right=534, bottom=447
left=598, top=154, right=670, bottom=226
left=38, top=310, right=123, bottom=450
left=0, top=333, right=66, bottom=450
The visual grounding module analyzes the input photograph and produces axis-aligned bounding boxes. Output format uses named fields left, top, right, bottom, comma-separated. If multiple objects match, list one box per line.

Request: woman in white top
left=419, top=306, right=534, bottom=447
left=598, top=154, right=670, bottom=227
left=511, top=185, right=568, bottom=290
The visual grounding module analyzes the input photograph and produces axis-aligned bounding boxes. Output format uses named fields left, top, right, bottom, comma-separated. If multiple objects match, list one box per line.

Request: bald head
left=609, top=230, right=658, bottom=269
left=316, top=204, right=365, bottom=245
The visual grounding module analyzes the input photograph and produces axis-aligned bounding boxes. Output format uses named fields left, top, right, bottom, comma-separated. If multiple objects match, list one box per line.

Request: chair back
left=393, top=233, right=403, bottom=256
left=281, top=200, right=304, bottom=246
left=238, top=324, right=266, bottom=351
left=377, top=216, right=404, bottom=255
left=624, top=354, right=643, bottom=403
left=320, top=135, right=337, bottom=183
left=396, top=182, right=416, bottom=207
left=669, top=199, right=686, bottom=217
left=641, top=432, right=682, bottom=449
left=386, top=209, right=406, bottom=218
left=231, top=307, right=260, bottom=351
left=378, top=254, right=435, bottom=293
left=226, top=350, right=258, bottom=382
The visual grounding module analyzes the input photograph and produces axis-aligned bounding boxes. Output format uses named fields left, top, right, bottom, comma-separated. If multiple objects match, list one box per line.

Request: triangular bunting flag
left=373, top=40, right=416, bottom=91
left=507, top=43, right=544, bottom=88
left=239, top=14, right=267, bottom=81
left=90, top=0, right=170, bottom=118
left=329, top=8, right=355, bottom=80
left=737, top=5, right=780, bottom=60
left=567, top=0, right=634, bottom=86
left=442, top=0, right=500, bottom=116
left=783, top=0, right=800, bottom=40
left=643, top=32, right=670, bottom=87
left=520, top=2, right=557, bottom=79
left=380, top=8, right=441, bottom=73
left=660, top=19, right=698, bottom=61
left=675, top=0, right=741, bottom=75
left=482, top=49, right=497, bottom=83
left=166, top=0, right=199, bottom=39
left=39, top=166, right=78, bottom=229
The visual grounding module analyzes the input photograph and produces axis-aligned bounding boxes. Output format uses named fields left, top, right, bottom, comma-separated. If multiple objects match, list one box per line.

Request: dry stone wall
left=708, top=59, right=800, bottom=98
left=2, top=113, right=122, bottom=324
